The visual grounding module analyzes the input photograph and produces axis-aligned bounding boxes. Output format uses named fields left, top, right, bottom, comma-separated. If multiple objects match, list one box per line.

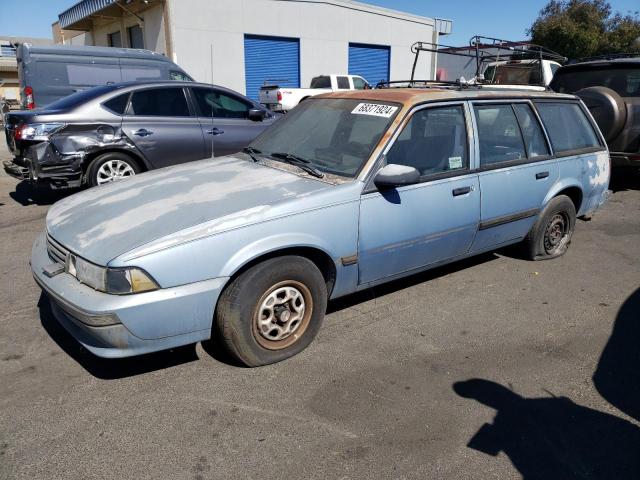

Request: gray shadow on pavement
left=454, top=379, right=640, bottom=479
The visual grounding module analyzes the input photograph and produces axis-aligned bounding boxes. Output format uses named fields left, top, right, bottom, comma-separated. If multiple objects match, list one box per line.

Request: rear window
left=483, top=63, right=542, bottom=85
left=310, top=76, right=331, bottom=89
left=129, top=88, right=190, bottom=117
left=44, top=84, right=119, bottom=110
left=551, top=66, right=640, bottom=97
left=535, top=102, right=602, bottom=153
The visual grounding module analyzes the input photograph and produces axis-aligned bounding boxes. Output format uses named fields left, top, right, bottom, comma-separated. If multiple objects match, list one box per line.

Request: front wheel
left=85, top=152, right=140, bottom=187
left=523, top=195, right=576, bottom=260
left=214, top=256, right=328, bottom=367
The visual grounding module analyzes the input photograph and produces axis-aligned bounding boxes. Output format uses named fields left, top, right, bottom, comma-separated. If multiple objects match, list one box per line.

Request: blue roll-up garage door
left=244, top=35, right=300, bottom=101
left=349, top=43, right=390, bottom=87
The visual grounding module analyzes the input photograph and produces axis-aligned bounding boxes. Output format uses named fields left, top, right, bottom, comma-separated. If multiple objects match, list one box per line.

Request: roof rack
left=375, top=79, right=480, bottom=90
left=409, top=35, right=567, bottom=87
left=569, top=53, right=640, bottom=64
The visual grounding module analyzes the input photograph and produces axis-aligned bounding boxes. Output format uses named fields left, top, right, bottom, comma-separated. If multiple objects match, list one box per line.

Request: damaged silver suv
left=3, top=81, right=277, bottom=189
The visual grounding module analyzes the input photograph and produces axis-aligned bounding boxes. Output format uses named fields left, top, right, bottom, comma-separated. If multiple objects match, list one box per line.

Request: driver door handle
left=536, top=171, right=550, bottom=180
left=452, top=186, right=473, bottom=197
left=206, top=128, right=224, bottom=136
left=133, top=129, right=153, bottom=137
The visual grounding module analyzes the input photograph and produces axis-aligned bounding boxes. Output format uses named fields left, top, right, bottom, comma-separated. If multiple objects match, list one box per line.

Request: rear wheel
left=86, top=152, right=140, bottom=187
left=214, top=256, right=327, bottom=367
left=523, top=195, right=576, bottom=260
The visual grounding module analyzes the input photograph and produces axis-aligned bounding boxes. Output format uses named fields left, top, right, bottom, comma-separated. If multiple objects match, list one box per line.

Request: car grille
left=46, top=234, right=70, bottom=265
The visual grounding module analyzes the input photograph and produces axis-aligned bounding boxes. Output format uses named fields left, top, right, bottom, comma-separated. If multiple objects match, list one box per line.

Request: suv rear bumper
left=610, top=153, right=640, bottom=167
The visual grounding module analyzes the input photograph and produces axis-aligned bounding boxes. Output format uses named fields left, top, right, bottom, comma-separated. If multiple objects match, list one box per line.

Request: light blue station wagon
left=32, top=87, right=611, bottom=366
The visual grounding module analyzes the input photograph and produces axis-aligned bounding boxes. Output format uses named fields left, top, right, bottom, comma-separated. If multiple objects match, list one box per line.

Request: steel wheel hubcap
left=253, top=281, right=312, bottom=350
left=96, top=160, right=135, bottom=185
left=544, top=213, right=568, bottom=253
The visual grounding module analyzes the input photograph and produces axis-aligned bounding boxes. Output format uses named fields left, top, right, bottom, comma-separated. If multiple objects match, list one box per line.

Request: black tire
left=85, top=152, right=141, bottom=188
left=523, top=195, right=576, bottom=261
left=214, top=256, right=328, bottom=367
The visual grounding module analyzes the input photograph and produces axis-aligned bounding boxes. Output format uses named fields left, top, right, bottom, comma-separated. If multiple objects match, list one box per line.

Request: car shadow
left=593, top=288, right=640, bottom=423
left=453, top=378, right=640, bottom=479
left=609, top=166, right=640, bottom=192
left=328, top=252, right=498, bottom=314
left=38, top=294, right=199, bottom=380
left=8, top=181, right=76, bottom=206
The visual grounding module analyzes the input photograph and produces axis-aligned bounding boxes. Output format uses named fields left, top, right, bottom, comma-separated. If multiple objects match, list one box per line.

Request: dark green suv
left=550, top=55, right=640, bottom=168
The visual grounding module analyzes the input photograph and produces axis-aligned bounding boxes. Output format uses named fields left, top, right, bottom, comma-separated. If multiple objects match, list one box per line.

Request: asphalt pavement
left=1, top=140, right=639, bottom=480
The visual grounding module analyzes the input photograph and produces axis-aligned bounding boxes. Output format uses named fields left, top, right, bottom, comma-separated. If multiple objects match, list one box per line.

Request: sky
left=0, top=0, right=638, bottom=45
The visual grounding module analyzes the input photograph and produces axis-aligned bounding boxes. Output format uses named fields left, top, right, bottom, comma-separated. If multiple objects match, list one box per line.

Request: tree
left=528, top=0, right=640, bottom=60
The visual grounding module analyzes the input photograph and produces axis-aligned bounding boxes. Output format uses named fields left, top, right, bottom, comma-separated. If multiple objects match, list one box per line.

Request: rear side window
left=192, top=87, right=252, bottom=118
left=121, top=67, right=163, bottom=82
left=474, top=104, right=526, bottom=165
left=513, top=104, right=550, bottom=158
left=103, top=93, right=129, bottom=114
left=337, top=76, right=350, bottom=89
left=129, top=88, right=190, bottom=116
left=36, top=62, right=121, bottom=87
left=387, top=105, right=468, bottom=176
left=535, top=102, right=601, bottom=153
left=310, top=76, right=331, bottom=89
left=170, top=70, right=192, bottom=81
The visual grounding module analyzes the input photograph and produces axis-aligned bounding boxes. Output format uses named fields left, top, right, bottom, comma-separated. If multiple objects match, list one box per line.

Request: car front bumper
left=31, top=232, right=229, bottom=358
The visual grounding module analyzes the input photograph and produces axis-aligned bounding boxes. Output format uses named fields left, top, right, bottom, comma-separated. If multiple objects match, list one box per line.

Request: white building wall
left=167, top=0, right=437, bottom=95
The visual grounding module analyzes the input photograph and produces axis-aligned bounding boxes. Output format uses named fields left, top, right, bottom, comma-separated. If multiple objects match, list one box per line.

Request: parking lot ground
left=1, top=139, right=639, bottom=479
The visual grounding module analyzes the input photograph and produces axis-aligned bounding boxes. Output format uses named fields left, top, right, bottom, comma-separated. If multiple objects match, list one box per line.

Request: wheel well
left=81, top=149, right=147, bottom=174
left=231, top=247, right=337, bottom=296
left=556, top=186, right=583, bottom=212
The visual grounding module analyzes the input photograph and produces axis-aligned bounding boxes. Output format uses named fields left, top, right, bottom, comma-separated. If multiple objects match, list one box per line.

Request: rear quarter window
left=535, top=102, right=602, bottom=153
left=103, top=93, right=130, bottom=114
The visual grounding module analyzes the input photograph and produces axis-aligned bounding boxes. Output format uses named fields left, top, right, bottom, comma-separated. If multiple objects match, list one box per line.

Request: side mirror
left=373, top=164, right=420, bottom=188
left=248, top=108, right=266, bottom=122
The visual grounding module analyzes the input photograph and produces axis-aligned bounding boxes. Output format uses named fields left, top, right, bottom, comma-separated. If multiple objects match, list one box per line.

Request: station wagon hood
left=46, top=156, right=335, bottom=265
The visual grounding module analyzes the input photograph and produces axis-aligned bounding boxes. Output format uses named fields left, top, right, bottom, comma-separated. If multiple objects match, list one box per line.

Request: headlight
left=66, top=255, right=159, bottom=295
left=106, top=268, right=159, bottom=295
left=18, top=123, right=65, bottom=141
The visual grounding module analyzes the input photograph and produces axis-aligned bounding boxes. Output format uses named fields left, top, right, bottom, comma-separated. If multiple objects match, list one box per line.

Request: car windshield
left=249, top=98, right=399, bottom=178
left=42, top=84, right=120, bottom=110
left=551, top=66, right=640, bottom=97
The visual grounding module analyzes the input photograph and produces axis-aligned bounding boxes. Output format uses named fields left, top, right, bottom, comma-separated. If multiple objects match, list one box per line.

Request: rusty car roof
left=318, top=87, right=576, bottom=105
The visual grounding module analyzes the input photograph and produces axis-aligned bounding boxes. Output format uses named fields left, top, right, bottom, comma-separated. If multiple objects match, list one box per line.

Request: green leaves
left=528, top=0, right=640, bottom=60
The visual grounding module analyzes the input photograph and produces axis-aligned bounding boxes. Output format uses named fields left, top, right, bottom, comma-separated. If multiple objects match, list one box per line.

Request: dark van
left=17, top=43, right=192, bottom=109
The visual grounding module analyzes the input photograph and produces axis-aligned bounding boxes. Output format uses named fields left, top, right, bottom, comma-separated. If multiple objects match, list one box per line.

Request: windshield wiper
left=270, top=152, right=325, bottom=178
left=242, top=147, right=262, bottom=162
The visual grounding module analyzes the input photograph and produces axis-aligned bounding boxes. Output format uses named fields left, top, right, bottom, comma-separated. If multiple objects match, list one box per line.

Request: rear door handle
left=206, top=128, right=224, bottom=136
left=133, top=129, right=153, bottom=137
left=452, top=186, right=473, bottom=197
left=536, top=171, right=549, bottom=180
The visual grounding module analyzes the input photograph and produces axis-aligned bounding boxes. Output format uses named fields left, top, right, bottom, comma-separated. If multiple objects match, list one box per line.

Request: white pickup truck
left=259, top=74, right=370, bottom=112
left=478, top=59, right=562, bottom=90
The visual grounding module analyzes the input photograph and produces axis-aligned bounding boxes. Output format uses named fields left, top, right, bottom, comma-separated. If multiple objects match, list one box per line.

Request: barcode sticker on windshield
left=351, top=103, right=398, bottom=118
